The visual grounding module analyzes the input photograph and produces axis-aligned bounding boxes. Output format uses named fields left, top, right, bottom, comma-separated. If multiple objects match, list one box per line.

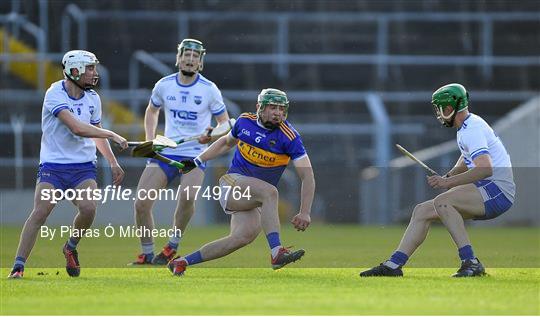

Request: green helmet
left=176, top=38, right=206, bottom=70
left=257, top=88, right=289, bottom=118
left=431, top=83, right=469, bottom=127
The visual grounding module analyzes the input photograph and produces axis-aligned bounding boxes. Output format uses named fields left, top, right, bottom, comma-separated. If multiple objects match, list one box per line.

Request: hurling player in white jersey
left=130, top=39, right=230, bottom=265
left=8, top=50, right=128, bottom=279
left=361, top=83, right=515, bottom=278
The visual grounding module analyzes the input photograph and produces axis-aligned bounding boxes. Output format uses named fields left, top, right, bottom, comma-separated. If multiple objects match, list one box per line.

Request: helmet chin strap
left=262, top=120, right=279, bottom=129
left=178, top=50, right=203, bottom=76
left=66, top=73, right=97, bottom=91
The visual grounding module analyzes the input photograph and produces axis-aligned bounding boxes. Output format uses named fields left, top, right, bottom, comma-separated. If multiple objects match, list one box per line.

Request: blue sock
left=458, top=245, right=475, bottom=261
left=266, top=232, right=281, bottom=250
left=14, top=256, right=26, bottom=270
left=389, top=251, right=409, bottom=267
left=66, top=237, right=79, bottom=251
left=184, top=251, right=203, bottom=265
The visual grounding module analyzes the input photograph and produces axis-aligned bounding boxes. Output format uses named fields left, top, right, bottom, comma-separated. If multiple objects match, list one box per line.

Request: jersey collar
left=256, top=117, right=274, bottom=131
left=62, top=80, right=85, bottom=100
left=176, top=73, right=200, bottom=87
left=458, top=113, right=472, bottom=131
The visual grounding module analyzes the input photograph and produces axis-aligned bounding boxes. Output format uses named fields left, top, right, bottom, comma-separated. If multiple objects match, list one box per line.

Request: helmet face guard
left=62, top=50, right=100, bottom=90
left=431, top=83, right=469, bottom=128
left=432, top=102, right=457, bottom=127
left=257, top=88, right=289, bottom=128
left=176, top=39, right=206, bottom=74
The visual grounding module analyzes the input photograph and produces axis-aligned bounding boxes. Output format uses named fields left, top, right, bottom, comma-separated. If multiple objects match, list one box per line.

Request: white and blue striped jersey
left=457, top=113, right=515, bottom=201
left=40, top=80, right=102, bottom=164
left=150, top=73, right=227, bottom=157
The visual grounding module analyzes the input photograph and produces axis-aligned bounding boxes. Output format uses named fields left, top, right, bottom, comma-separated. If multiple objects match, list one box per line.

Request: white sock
left=168, top=235, right=181, bottom=248
left=383, top=260, right=400, bottom=269
left=271, top=246, right=282, bottom=258
left=141, top=242, right=154, bottom=255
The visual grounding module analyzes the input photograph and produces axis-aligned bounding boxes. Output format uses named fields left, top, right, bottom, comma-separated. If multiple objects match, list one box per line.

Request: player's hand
left=110, top=163, right=125, bottom=186
left=197, top=126, right=213, bottom=144
left=179, top=159, right=197, bottom=173
left=291, top=212, right=311, bottom=231
left=427, top=175, right=450, bottom=190
left=110, top=133, right=128, bottom=150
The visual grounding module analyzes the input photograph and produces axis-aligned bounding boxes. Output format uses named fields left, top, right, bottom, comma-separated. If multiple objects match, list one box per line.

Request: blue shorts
left=147, top=154, right=195, bottom=184
left=37, top=162, right=97, bottom=191
left=474, top=180, right=513, bottom=220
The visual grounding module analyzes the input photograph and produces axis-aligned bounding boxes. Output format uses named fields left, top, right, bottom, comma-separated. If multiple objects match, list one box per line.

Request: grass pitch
left=1, top=225, right=539, bottom=315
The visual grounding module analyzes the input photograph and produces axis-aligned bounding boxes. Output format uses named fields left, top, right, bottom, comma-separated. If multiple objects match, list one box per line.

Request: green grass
left=1, top=225, right=539, bottom=315
left=2, top=268, right=539, bottom=315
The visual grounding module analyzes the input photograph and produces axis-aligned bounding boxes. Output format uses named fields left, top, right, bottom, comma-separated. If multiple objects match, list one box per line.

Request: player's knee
left=134, top=199, right=152, bottom=214
left=78, top=202, right=96, bottom=218
left=412, top=202, right=435, bottom=221
left=178, top=189, right=197, bottom=205
left=433, top=195, right=452, bottom=217
left=28, top=208, right=50, bottom=226
left=262, top=186, right=279, bottom=201
left=411, top=204, right=423, bottom=220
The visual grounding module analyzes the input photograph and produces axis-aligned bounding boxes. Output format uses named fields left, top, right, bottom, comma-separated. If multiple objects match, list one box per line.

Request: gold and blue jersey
left=228, top=112, right=307, bottom=186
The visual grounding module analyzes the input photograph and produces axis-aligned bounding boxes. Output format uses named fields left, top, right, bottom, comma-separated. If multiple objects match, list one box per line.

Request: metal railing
left=2, top=3, right=539, bottom=223
left=3, top=5, right=538, bottom=99
left=0, top=89, right=427, bottom=188
left=0, top=13, right=47, bottom=90
left=3, top=90, right=538, bottom=191
left=61, top=6, right=540, bottom=81
left=0, top=10, right=110, bottom=91
left=0, top=52, right=112, bottom=91
left=4, top=3, right=539, bottom=91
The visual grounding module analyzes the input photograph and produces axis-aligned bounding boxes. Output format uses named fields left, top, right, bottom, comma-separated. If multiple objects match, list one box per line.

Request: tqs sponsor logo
left=170, top=110, right=198, bottom=120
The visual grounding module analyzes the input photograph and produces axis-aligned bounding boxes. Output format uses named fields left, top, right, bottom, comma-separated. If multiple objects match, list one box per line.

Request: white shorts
left=218, top=173, right=264, bottom=215
left=218, top=173, right=243, bottom=214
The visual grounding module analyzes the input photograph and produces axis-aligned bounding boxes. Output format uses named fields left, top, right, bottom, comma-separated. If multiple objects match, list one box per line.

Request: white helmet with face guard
left=62, top=50, right=99, bottom=89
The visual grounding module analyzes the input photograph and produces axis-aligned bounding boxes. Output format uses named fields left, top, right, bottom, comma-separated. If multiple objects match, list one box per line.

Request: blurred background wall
left=1, top=0, right=538, bottom=225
